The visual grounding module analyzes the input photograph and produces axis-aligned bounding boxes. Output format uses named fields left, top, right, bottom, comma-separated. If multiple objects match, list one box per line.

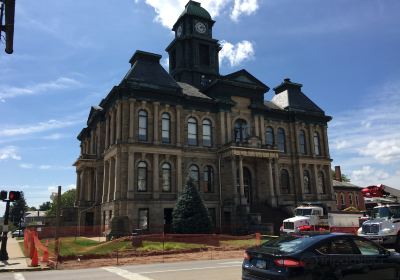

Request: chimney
left=335, top=166, right=342, bottom=182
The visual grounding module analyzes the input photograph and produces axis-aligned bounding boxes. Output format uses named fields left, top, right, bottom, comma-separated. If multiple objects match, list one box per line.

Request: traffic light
left=0, top=191, right=7, bottom=201
left=8, top=191, right=20, bottom=201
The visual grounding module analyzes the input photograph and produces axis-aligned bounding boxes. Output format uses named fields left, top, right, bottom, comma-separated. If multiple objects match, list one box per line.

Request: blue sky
left=0, top=0, right=399, bottom=212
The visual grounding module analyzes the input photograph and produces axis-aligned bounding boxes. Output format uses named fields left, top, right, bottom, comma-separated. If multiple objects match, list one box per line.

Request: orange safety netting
left=24, top=228, right=50, bottom=263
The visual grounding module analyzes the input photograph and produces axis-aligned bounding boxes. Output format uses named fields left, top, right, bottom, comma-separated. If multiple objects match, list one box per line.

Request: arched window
left=355, top=194, right=359, bottom=206
left=340, top=193, right=345, bottom=206
left=317, top=171, right=326, bottom=194
left=349, top=193, right=353, bottom=205
left=277, top=128, right=286, bottom=153
left=189, top=164, right=200, bottom=189
left=161, top=113, right=170, bottom=144
left=266, top=126, right=274, bottom=147
left=234, top=119, right=249, bottom=143
left=204, top=165, right=214, bottom=193
left=335, top=193, right=338, bottom=205
left=303, top=170, right=311, bottom=194
left=137, top=161, right=147, bottom=192
left=314, top=132, right=321, bottom=156
left=280, top=169, right=290, bottom=194
left=187, top=117, right=198, bottom=146
left=138, top=110, right=148, bottom=141
left=161, top=162, right=171, bottom=192
left=202, top=119, right=212, bottom=147
left=299, top=130, right=307, bottom=154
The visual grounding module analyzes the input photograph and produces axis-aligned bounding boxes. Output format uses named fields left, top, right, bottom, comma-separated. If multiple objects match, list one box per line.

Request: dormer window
left=234, top=119, right=249, bottom=143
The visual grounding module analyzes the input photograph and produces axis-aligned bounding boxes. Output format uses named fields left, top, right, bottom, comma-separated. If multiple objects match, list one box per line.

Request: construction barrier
left=24, top=228, right=50, bottom=267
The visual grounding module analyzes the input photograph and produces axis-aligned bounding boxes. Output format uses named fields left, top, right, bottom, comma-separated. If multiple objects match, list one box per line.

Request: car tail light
left=243, top=251, right=251, bottom=261
left=274, top=258, right=304, bottom=268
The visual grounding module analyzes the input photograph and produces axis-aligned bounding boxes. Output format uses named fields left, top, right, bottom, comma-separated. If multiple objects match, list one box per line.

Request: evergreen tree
left=9, top=191, right=28, bottom=227
left=172, top=178, right=212, bottom=234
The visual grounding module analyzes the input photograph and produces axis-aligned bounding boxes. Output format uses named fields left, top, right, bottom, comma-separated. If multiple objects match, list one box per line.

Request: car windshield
left=295, top=208, right=312, bottom=216
left=372, top=207, right=391, bottom=218
left=261, top=235, right=316, bottom=254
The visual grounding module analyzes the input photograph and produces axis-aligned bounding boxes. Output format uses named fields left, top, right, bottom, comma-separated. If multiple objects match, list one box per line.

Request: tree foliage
left=9, top=191, right=28, bottom=226
left=172, top=179, right=212, bottom=234
left=39, top=201, right=51, bottom=211
left=47, top=189, right=76, bottom=216
left=331, top=170, right=351, bottom=182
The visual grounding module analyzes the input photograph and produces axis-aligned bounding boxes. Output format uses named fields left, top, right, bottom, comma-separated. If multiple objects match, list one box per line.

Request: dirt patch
left=58, top=249, right=244, bottom=269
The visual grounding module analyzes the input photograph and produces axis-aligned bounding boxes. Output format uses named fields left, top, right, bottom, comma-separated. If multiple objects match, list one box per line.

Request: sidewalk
left=0, top=234, right=46, bottom=272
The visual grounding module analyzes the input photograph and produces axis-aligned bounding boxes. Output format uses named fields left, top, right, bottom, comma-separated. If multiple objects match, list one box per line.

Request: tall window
left=189, top=164, right=200, bottom=189
left=138, top=208, right=149, bottom=230
left=204, top=165, right=214, bottom=193
left=138, top=110, right=148, bottom=141
left=314, top=132, right=321, bottom=155
left=349, top=193, right=353, bottom=205
left=303, top=170, right=311, bottom=194
left=335, top=193, right=338, bottom=205
left=234, top=119, right=249, bottom=143
left=161, top=112, right=171, bottom=144
left=188, top=117, right=198, bottom=146
left=202, top=119, right=212, bottom=147
left=162, top=163, right=171, bottom=192
left=299, top=130, right=307, bottom=154
left=355, top=194, right=359, bottom=207
left=277, top=128, right=286, bottom=153
left=137, top=161, right=147, bottom=192
left=266, top=126, right=274, bottom=147
left=340, top=193, right=345, bottom=206
left=280, top=169, right=290, bottom=194
left=317, top=171, right=326, bottom=194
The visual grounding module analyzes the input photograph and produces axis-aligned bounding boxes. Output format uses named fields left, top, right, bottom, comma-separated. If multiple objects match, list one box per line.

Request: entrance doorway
left=164, top=208, right=173, bottom=233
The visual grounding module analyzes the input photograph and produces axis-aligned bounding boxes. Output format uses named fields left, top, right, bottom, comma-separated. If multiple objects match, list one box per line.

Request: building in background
left=74, top=1, right=336, bottom=234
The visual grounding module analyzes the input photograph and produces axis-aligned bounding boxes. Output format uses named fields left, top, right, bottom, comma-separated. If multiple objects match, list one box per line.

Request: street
left=0, top=259, right=242, bottom=280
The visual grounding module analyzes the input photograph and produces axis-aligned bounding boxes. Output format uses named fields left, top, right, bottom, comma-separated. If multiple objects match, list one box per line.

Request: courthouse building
left=74, top=1, right=336, bottom=233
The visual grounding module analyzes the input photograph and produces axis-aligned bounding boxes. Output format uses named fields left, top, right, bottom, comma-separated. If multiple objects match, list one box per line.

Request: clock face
left=195, top=22, right=207, bottom=34
left=177, top=25, right=182, bottom=37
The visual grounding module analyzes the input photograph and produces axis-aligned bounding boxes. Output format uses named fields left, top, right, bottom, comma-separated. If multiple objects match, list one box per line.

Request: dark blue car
left=242, top=233, right=400, bottom=280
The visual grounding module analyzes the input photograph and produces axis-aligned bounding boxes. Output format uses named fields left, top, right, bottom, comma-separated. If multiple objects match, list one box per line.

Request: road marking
left=102, top=266, right=154, bottom=280
left=218, top=261, right=243, bottom=265
left=14, top=273, right=25, bottom=280
left=139, top=264, right=241, bottom=274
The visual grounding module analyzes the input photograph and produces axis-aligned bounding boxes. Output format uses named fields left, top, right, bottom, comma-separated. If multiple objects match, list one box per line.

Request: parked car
left=11, top=229, right=23, bottom=238
left=242, top=233, right=400, bottom=280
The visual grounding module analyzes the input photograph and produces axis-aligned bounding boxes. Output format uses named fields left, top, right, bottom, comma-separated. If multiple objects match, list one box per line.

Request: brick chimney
left=335, top=166, right=342, bottom=182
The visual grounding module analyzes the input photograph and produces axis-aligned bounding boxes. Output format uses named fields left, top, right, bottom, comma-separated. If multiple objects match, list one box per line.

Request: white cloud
left=39, top=165, right=51, bottom=170
left=219, top=40, right=255, bottom=66
left=0, top=146, right=21, bottom=161
left=350, top=166, right=389, bottom=187
left=42, top=133, right=65, bottom=140
left=140, top=0, right=259, bottom=28
left=19, top=163, right=34, bottom=169
left=0, top=77, right=81, bottom=101
left=231, top=0, right=259, bottom=21
left=0, top=119, right=80, bottom=137
left=360, top=139, right=400, bottom=164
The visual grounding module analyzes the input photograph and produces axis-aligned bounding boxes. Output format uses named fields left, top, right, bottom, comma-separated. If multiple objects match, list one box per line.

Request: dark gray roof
left=271, top=78, right=325, bottom=114
left=121, top=51, right=180, bottom=92
left=264, top=100, right=282, bottom=110
left=178, top=1, right=212, bottom=21
left=332, top=180, right=362, bottom=189
left=178, top=82, right=212, bottom=99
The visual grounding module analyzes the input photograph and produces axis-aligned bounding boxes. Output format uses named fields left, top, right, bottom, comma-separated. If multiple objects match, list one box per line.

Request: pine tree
left=172, top=178, right=212, bottom=234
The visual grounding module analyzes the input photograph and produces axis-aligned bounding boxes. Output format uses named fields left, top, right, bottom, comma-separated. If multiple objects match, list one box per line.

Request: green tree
left=47, top=189, right=76, bottom=216
left=39, top=201, right=51, bottom=211
left=9, top=191, right=28, bottom=227
left=172, top=178, right=212, bottom=234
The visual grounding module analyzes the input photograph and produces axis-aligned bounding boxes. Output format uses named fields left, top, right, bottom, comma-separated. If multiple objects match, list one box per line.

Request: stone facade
left=74, top=1, right=336, bottom=234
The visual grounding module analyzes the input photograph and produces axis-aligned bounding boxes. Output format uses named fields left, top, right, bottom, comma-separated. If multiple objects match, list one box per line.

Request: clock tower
left=166, top=1, right=221, bottom=88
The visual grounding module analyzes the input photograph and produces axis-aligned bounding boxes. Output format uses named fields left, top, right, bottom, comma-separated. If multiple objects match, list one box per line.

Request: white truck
left=281, top=204, right=363, bottom=234
left=357, top=203, right=400, bottom=252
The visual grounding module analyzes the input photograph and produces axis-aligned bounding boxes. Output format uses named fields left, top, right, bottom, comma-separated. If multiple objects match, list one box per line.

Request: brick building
left=74, top=1, right=336, bottom=234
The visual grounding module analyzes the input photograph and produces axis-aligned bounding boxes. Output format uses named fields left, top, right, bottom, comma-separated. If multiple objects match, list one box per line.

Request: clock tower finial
left=165, top=1, right=221, bottom=89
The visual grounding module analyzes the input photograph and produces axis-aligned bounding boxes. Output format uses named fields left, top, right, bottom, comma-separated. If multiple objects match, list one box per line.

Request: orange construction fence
left=24, top=228, right=50, bottom=266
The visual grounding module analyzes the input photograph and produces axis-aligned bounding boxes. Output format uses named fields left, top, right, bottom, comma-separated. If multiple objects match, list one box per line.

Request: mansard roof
left=178, top=1, right=212, bottom=21
left=271, top=78, right=325, bottom=115
left=121, top=50, right=181, bottom=94
left=178, top=82, right=212, bottom=100
left=222, top=69, right=269, bottom=92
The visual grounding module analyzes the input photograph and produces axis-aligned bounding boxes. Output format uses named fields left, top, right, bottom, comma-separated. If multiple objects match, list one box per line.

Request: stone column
left=238, top=156, right=245, bottom=204
left=267, top=159, right=275, bottom=197
left=116, top=102, right=122, bottom=142
left=176, top=105, right=182, bottom=146
left=110, top=109, right=116, bottom=146
left=219, top=111, right=226, bottom=145
left=226, top=112, right=232, bottom=142
left=95, top=166, right=103, bottom=204
left=322, top=125, right=330, bottom=158
left=129, top=98, right=136, bottom=141
left=274, top=160, right=280, bottom=197
left=153, top=153, right=159, bottom=198
left=231, top=156, right=238, bottom=196
left=87, top=169, right=92, bottom=201
left=313, top=165, right=320, bottom=196
left=114, top=154, right=121, bottom=201
left=127, top=150, right=135, bottom=199
left=260, top=116, right=265, bottom=144
left=75, top=170, right=81, bottom=205
left=79, top=170, right=85, bottom=201
left=105, top=116, right=110, bottom=148
left=108, top=158, right=115, bottom=202
left=121, top=100, right=129, bottom=141
left=177, top=155, right=182, bottom=193
left=254, top=116, right=260, bottom=137
left=102, top=161, right=109, bottom=203
left=153, top=102, right=160, bottom=144
left=309, top=125, right=315, bottom=156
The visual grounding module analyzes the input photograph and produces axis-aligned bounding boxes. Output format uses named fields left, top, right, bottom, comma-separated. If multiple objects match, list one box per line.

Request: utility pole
left=54, top=186, right=61, bottom=259
left=0, top=200, right=11, bottom=261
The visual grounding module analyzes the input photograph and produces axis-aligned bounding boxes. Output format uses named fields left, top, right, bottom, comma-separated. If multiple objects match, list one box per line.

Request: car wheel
left=395, top=235, right=400, bottom=253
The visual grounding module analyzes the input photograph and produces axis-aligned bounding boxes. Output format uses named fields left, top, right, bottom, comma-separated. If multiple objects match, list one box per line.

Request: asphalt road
left=0, top=259, right=243, bottom=280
